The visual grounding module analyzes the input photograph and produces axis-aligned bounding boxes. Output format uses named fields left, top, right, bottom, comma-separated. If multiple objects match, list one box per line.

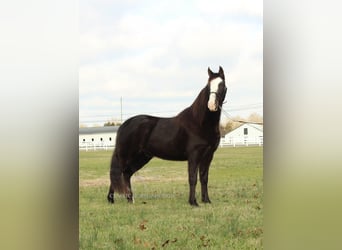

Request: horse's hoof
left=127, top=196, right=134, bottom=204
left=202, top=198, right=211, bottom=204
left=107, top=193, right=114, bottom=203
left=189, top=200, right=199, bottom=207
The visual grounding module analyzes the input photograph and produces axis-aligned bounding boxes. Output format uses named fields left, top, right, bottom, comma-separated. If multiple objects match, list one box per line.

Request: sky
left=79, top=0, right=263, bottom=127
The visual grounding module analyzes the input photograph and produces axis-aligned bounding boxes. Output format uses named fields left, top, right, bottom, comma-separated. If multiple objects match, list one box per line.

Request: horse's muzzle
left=207, top=101, right=218, bottom=112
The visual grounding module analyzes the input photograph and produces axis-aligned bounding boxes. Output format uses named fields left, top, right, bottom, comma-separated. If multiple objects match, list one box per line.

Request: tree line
left=80, top=113, right=263, bottom=135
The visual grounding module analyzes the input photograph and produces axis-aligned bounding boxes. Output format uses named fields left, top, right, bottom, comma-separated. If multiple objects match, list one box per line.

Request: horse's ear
left=219, top=66, right=225, bottom=79
left=208, top=67, right=214, bottom=77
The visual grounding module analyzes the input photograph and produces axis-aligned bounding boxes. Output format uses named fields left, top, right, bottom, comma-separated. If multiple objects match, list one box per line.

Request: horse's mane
left=191, top=85, right=209, bottom=126
left=177, top=84, right=221, bottom=128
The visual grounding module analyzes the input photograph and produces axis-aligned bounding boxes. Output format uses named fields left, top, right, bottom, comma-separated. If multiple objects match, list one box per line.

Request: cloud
left=80, top=0, right=263, bottom=124
left=197, top=0, right=263, bottom=18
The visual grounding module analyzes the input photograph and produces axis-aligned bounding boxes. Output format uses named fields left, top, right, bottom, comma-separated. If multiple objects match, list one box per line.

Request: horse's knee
left=189, top=174, right=198, bottom=186
left=189, top=198, right=199, bottom=206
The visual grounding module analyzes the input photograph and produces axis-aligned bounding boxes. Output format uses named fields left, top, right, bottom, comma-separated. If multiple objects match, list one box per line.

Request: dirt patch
left=132, top=175, right=187, bottom=183
left=80, top=177, right=108, bottom=187
left=80, top=175, right=187, bottom=187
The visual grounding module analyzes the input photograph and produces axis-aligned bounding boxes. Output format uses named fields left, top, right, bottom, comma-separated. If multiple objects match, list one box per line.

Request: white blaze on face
left=207, top=77, right=222, bottom=111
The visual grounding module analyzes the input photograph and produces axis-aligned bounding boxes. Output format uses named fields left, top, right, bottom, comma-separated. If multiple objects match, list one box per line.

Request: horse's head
left=207, top=66, right=227, bottom=112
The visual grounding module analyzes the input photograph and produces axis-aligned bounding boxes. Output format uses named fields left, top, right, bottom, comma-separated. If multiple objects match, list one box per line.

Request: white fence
left=220, top=136, right=263, bottom=147
left=79, top=141, right=115, bottom=151
left=79, top=136, right=263, bottom=151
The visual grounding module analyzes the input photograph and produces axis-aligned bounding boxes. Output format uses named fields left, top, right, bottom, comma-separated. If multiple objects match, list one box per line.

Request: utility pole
left=120, top=96, right=123, bottom=123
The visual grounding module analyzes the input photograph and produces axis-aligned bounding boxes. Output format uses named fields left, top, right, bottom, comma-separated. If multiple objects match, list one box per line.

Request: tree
left=104, top=120, right=122, bottom=126
left=247, top=112, right=263, bottom=123
left=219, top=122, right=232, bottom=136
left=219, top=118, right=241, bottom=136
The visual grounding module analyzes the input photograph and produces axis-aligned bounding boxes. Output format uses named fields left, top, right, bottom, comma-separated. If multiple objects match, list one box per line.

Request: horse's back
left=114, top=115, right=158, bottom=157
left=118, top=115, right=158, bottom=134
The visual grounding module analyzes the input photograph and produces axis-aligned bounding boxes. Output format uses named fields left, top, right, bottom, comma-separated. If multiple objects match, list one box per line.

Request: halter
left=209, top=86, right=227, bottom=103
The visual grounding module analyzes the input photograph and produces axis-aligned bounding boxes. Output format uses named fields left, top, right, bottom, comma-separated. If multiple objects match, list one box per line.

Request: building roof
left=79, top=126, right=120, bottom=135
left=245, top=123, right=263, bottom=132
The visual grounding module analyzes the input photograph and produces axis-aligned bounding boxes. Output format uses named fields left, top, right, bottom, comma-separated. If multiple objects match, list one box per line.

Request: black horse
left=107, top=66, right=227, bottom=206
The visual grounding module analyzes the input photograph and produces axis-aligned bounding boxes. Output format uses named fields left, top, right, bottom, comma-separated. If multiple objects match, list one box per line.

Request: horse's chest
left=187, top=129, right=220, bottom=149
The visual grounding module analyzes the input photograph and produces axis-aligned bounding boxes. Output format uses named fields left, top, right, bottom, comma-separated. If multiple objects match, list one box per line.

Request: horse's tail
left=110, top=152, right=127, bottom=194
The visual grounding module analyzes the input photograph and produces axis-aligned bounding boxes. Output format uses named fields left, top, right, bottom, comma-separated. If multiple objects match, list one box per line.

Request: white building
left=221, top=123, right=263, bottom=147
left=79, top=126, right=119, bottom=151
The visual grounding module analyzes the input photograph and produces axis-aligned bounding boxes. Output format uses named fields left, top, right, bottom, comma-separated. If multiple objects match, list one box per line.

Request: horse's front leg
left=188, top=157, right=199, bottom=206
left=199, top=151, right=213, bottom=203
left=199, top=162, right=212, bottom=203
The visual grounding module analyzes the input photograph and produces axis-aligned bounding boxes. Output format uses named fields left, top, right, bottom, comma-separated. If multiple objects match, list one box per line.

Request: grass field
left=79, top=147, right=263, bottom=249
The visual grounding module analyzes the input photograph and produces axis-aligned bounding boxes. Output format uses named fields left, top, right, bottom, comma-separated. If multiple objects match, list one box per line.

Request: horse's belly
left=145, top=122, right=188, bottom=161
left=145, top=139, right=187, bottom=161
left=155, top=150, right=187, bottom=161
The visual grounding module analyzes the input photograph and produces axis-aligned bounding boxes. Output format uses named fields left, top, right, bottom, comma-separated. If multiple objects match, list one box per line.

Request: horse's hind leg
left=123, top=173, right=133, bottom=203
left=123, top=153, right=152, bottom=203
left=107, top=185, right=114, bottom=203
left=107, top=152, right=124, bottom=203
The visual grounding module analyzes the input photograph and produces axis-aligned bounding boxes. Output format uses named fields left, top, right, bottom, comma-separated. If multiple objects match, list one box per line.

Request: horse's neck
left=191, top=87, right=221, bottom=127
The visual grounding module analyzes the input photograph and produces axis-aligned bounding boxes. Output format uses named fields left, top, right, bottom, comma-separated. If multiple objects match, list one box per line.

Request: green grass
left=80, top=147, right=263, bottom=249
